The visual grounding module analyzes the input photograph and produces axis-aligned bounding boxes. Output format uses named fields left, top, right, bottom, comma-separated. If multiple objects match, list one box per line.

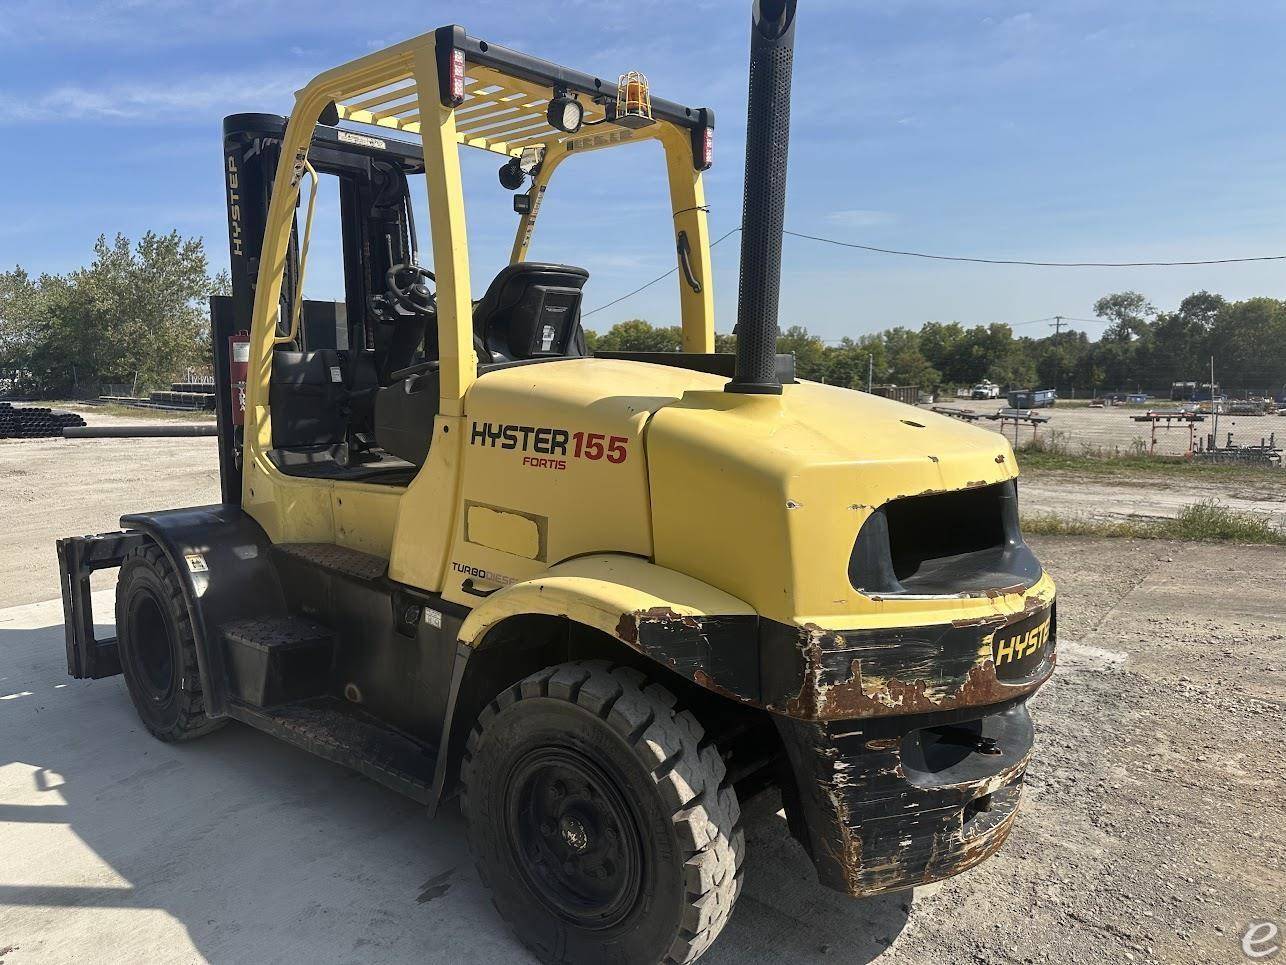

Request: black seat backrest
left=473, top=263, right=589, bottom=363
left=270, top=349, right=345, bottom=448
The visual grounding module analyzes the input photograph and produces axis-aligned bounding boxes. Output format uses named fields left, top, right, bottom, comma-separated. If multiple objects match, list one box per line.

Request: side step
left=273, top=542, right=388, bottom=582
left=228, top=696, right=438, bottom=804
left=222, top=616, right=335, bottom=707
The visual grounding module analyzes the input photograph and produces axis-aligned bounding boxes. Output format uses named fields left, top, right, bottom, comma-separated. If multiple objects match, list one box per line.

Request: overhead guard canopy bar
left=326, top=25, right=713, bottom=169
left=440, top=25, right=711, bottom=132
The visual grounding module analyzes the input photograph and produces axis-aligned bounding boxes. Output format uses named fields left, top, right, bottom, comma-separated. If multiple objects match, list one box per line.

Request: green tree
left=1208, top=296, right=1286, bottom=393
left=954, top=323, right=1014, bottom=385
left=0, top=267, right=45, bottom=387
left=1094, top=291, right=1155, bottom=342
left=580, top=287, right=1281, bottom=398
left=824, top=336, right=880, bottom=389
left=592, top=319, right=683, bottom=352
left=880, top=327, right=939, bottom=387
left=918, top=321, right=967, bottom=384
left=13, top=231, right=221, bottom=395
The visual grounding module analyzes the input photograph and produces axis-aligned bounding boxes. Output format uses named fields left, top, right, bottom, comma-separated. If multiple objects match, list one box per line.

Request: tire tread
left=459, top=659, right=743, bottom=965
left=116, top=543, right=223, bottom=742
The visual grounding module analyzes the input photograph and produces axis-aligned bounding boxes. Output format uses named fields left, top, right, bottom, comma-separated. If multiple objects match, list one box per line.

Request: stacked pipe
left=0, top=402, right=87, bottom=439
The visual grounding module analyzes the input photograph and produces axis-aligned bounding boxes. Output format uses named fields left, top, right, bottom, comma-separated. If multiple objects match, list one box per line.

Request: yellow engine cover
left=433, top=358, right=1043, bottom=631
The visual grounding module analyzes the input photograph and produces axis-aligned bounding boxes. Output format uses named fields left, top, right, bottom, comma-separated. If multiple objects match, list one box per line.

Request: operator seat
left=373, top=262, right=589, bottom=467
left=474, top=262, right=590, bottom=363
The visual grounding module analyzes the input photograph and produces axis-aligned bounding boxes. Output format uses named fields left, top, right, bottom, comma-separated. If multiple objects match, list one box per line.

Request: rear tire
left=461, top=660, right=744, bottom=965
left=115, top=543, right=223, bottom=742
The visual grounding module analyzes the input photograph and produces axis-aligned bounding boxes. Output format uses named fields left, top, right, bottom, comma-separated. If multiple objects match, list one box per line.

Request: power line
left=781, top=229, right=1286, bottom=267
left=582, top=224, right=1286, bottom=318
left=582, top=226, right=741, bottom=318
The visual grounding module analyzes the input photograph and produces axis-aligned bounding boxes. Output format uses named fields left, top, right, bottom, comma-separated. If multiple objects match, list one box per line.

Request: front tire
left=115, top=543, right=223, bottom=742
left=461, top=660, right=744, bottom=965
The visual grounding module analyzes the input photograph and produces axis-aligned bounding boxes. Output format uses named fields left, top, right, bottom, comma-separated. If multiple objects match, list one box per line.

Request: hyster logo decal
left=992, top=615, right=1052, bottom=669
left=470, top=422, right=629, bottom=471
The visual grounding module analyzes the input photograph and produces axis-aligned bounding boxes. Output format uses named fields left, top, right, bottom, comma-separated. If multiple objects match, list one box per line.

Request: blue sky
left=3, top=0, right=1286, bottom=341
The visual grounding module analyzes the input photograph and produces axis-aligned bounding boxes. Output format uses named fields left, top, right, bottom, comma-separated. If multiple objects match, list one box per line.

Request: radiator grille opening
left=886, top=485, right=1005, bottom=581
left=849, top=481, right=1041, bottom=595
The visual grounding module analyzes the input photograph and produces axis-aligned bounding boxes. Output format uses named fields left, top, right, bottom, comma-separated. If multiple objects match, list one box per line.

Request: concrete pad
left=0, top=592, right=911, bottom=964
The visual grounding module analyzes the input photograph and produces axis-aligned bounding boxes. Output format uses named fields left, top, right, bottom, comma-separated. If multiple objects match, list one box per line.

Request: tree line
left=0, top=232, right=225, bottom=396
left=587, top=290, right=1286, bottom=396
left=3, top=230, right=1283, bottom=400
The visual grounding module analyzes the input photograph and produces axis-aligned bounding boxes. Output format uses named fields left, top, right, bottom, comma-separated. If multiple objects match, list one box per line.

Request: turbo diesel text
left=470, top=421, right=629, bottom=470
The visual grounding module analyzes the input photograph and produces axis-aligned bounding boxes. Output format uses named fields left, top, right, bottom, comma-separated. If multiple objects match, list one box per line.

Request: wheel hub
left=506, top=747, right=643, bottom=929
left=559, top=814, right=589, bottom=853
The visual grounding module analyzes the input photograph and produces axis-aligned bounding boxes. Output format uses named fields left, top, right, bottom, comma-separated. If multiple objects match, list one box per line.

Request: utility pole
left=1050, top=316, right=1066, bottom=336
left=867, top=354, right=873, bottom=394
left=1210, top=355, right=1219, bottom=449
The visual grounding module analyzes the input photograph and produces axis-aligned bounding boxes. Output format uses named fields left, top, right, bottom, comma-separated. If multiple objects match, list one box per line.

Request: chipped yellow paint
left=465, top=503, right=543, bottom=561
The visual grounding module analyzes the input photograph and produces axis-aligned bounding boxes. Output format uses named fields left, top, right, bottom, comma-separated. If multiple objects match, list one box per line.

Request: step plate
left=229, top=696, right=437, bottom=803
left=275, top=542, right=388, bottom=582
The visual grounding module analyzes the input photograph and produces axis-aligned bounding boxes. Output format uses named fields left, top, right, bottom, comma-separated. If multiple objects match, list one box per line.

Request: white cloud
left=0, top=69, right=308, bottom=122
left=826, top=209, right=896, bottom=229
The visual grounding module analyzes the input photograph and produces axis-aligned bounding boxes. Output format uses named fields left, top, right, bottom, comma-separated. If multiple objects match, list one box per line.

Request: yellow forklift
left=56, top=3, right=1057, bottom=962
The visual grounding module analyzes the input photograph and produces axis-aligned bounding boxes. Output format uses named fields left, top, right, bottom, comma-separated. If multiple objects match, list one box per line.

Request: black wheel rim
left=128, top=589, right=177, bottom=704
left=505, top=747, right=644, bottom=930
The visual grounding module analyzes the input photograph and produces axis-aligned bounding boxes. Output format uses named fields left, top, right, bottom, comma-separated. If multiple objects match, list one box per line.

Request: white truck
left=971, top=380, right=1002, bottom=400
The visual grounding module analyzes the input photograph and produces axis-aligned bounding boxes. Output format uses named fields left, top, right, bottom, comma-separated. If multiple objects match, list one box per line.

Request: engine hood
left=455, top=358, right=1036, bottom=627
left=644, top=378, right=1024, bottom=626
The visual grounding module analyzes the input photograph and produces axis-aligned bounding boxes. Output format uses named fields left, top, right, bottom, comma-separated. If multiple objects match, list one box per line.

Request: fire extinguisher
left=228, top=332, right=250, bottom=426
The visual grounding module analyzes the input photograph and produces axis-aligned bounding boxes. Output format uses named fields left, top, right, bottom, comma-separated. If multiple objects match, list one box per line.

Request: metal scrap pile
left=0, top=402, right=87, bottom=439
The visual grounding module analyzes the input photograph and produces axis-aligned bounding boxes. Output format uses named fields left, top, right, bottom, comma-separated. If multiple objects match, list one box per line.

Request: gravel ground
left=1, top=537, right=1280, bottom=964
left=1017, top=468, right=1286, bottom=528
left=0, top=407, right=218, bottom=609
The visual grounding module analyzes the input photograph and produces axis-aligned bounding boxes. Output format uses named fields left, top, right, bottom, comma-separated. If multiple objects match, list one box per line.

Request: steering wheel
left=385, top=263, right=436, bottom=317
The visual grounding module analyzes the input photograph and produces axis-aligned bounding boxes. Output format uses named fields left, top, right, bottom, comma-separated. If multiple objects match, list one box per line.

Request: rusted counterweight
left=611, top=597, right=1056, bottom=896
left=774, top=706, right=1032, bottom=896
left=612, top=599, right=1056, bottom=721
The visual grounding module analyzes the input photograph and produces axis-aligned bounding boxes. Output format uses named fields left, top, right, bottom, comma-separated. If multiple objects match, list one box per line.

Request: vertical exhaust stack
left=727, top=0, right=799, bottom=396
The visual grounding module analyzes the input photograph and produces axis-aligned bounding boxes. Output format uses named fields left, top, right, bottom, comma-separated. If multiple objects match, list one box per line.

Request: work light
left=498, top=157, right=526, bottom=190
left=547, top=89, right=584, bottom=133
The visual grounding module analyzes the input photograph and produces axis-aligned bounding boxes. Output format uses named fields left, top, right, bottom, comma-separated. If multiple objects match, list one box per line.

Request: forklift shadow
left=0, top=615, right=907, bottom=964
left=0, top=617, right=525, bottom=962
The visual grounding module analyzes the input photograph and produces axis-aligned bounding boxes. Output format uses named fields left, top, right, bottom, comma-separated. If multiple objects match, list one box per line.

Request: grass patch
left=1015, top=447, right=1281, bottom=478
left=1051, top=399, right=1159, bottom=409
left=1015, top=432, right=1283, bottom=481
left=1022, top=499, right=1286, bottom=544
